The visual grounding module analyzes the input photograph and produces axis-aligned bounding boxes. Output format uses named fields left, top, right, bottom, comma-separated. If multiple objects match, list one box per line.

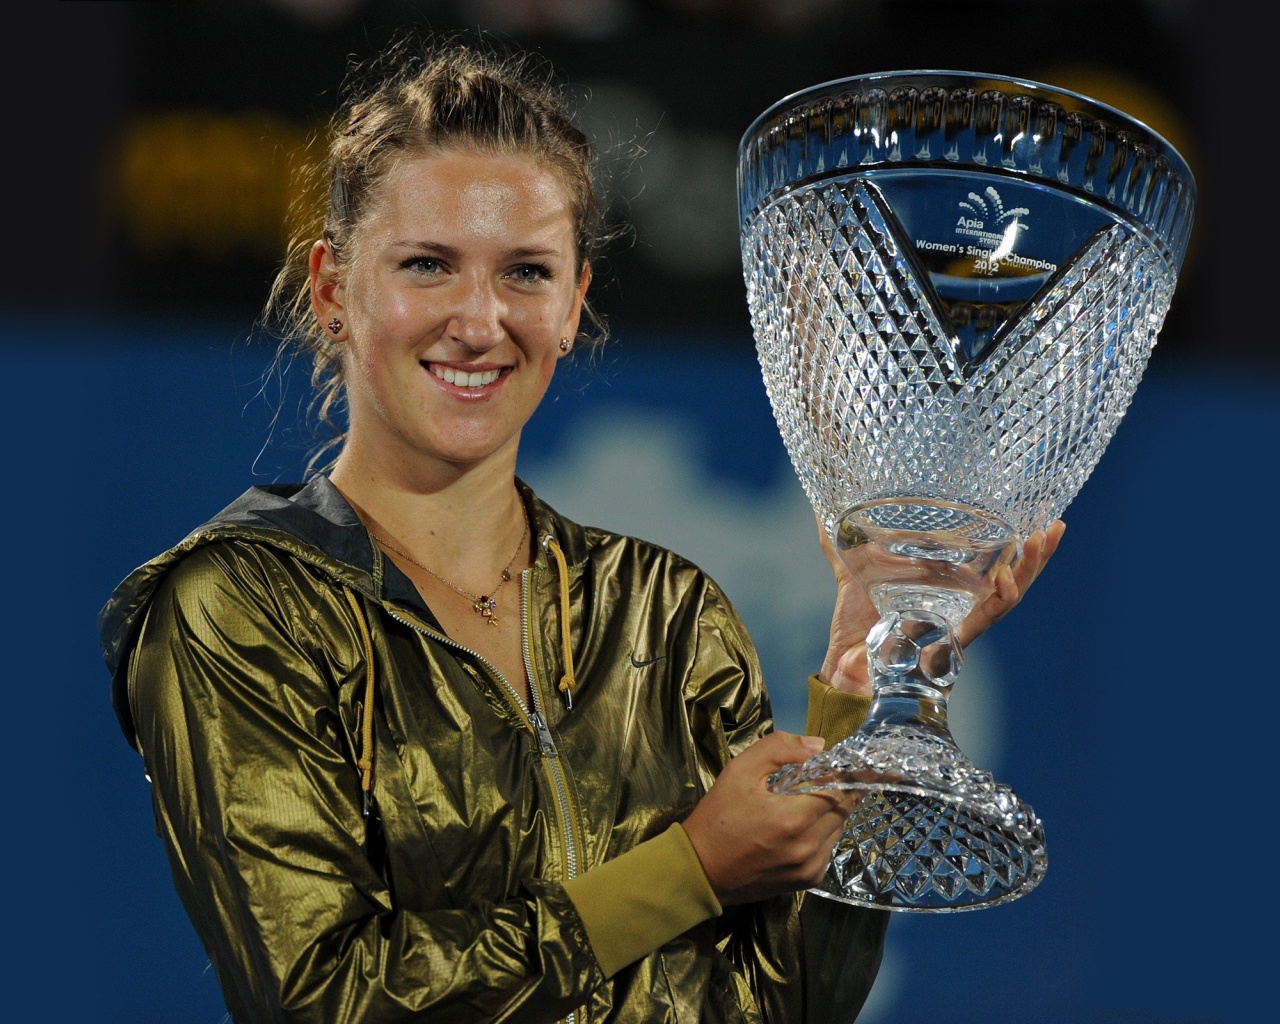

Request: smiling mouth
left=428, top=365, right=505, bottom=389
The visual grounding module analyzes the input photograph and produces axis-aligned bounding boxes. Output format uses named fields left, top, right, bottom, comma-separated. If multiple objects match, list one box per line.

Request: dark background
left=13, top=2, right=1267, bottom=1023
left=17, top=0, right=1255, bottom=369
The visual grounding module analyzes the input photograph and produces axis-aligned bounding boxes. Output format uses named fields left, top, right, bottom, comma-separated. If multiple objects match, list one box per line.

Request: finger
left=970, top=523, right=1063, bottom=622
left=772, top=790, right=854, bottom=835
left=1003, top=523, right=1058, bottom=593
left=798, top=795, right=860, bottom=879
left=1006, top=528, right=1056, bottom=598
left=814, top=514, right=843, bottom=574
left=797, top=789, right=862, bottom=831
left=954, top=521, right=1066, bottom=650
left=957, top=566, right=1014, bottom=644
left=788, top=780, right=864, bottom=824
left=763, top=791, right=856, bottom=865
left=1022, top=520, right=1064, bottom=576
left=739, top=731, right=826, bottom=776
left=815, top=811, right=851, bottom=864
left=994, top=563, right=1018, bottom=603
left=1042, top=519, right=1066, bottom=560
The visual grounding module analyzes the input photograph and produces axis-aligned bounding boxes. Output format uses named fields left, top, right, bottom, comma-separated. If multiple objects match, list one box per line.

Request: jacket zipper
left=521, top=569, right=579, bottom=879
left=383, top=601, right=583, bottom=1024
left=520, top=572, right=582, bottom=1024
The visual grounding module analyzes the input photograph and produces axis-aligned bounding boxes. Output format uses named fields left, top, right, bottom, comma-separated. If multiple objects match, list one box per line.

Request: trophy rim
left=738, top=68, right=1194, bottom=183
left=737, top=68, right=1196, bottom=272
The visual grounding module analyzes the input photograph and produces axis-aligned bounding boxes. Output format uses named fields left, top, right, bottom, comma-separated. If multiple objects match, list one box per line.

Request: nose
left=446, top=271, right=505, bottom=353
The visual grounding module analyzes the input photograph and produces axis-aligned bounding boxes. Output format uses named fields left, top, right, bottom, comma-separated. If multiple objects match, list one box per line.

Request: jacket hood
left=98, top=475, right=578, bottom=749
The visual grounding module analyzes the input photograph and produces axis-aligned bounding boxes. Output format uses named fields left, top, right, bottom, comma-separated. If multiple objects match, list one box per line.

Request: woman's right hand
left=680, top=731, right=855, bottom=907
left=816, top=514, right=1065, bottom=698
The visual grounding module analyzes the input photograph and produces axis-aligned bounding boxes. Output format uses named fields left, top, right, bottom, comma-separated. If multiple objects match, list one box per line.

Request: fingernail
left=801, top=735, right=825, bottom=752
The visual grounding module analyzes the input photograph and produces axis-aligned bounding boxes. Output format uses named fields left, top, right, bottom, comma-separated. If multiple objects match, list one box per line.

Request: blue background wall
left=11, top=309, right=1265, bottom=1023
left=12, top=1, right=1263, bottom=1019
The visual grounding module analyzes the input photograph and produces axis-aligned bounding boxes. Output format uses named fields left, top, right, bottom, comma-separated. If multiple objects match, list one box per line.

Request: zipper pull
left=530, top=709, right=559, bottom=756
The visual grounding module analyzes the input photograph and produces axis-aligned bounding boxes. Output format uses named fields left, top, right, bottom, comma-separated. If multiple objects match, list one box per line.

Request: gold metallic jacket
left=99, top=477, right=887, bottom=1024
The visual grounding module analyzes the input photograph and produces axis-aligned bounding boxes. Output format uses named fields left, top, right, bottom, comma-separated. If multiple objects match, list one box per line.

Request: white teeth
left=432, top=366, right=501, bottom=388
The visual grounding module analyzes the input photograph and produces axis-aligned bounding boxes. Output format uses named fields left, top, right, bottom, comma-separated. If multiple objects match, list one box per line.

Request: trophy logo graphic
left=738, top=72, right=1195, bottom=911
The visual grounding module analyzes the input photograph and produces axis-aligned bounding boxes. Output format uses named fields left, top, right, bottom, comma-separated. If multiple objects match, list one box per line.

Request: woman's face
left=316, top=147, right=590, bottom=475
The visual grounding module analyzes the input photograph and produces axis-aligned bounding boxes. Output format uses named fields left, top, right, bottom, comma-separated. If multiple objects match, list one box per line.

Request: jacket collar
left=98, top=475, right=588, bottom=740
left=216, top=475, right=588, bottom=579
left=205, top=475, right=432, bottom=620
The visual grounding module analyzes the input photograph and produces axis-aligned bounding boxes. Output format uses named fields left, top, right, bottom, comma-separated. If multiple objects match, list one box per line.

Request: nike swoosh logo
left=630, top=652, right=666, bottom=668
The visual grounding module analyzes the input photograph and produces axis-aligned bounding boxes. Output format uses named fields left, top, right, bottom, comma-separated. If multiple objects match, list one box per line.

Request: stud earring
left=328, top=318, right=342, bottom=335
left=559, top=337, right=572, bottom=352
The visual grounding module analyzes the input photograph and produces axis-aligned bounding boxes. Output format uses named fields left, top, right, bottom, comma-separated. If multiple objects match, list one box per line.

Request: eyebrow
left=506, top=245, right=565, bottom=260
left=392, top=241, right=567, bottom=261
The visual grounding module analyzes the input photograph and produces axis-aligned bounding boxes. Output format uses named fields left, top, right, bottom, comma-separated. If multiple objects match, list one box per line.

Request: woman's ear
left=308, top=239, right=345, bottom=334
left=559, top=262, right=592, bottom=352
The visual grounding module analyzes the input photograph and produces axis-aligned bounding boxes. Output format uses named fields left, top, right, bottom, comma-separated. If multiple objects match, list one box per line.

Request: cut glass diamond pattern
left=742, top=179, right=1173, bottom=542
left=817, top=789, right=1046, bottom=910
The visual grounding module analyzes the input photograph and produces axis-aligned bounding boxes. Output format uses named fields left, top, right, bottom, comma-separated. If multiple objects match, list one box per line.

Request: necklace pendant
left=475, top=595, right=498, bottom=624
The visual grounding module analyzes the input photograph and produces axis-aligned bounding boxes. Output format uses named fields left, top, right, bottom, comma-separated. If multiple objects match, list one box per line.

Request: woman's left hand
left=816, top=517, right=1066, bottom=698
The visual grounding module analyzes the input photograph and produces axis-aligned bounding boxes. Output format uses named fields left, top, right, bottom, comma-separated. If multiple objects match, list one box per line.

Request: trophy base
left=770, top=726, right=1046, bottom=911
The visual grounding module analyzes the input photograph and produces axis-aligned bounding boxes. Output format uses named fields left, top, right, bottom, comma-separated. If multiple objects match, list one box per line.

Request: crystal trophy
left=738, top=71, right=1195, bottom=911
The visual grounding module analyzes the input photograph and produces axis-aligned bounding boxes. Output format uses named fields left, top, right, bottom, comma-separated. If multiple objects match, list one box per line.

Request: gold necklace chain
left=372, top=513, right=529, bottom=626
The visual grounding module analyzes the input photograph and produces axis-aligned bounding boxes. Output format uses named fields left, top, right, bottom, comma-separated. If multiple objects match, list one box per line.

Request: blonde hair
left=261, top=34, right=607, bottom=474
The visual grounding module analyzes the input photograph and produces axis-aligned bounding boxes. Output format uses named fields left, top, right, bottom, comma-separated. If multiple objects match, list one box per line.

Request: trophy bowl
left=738, top=71, right=1195, bottom=911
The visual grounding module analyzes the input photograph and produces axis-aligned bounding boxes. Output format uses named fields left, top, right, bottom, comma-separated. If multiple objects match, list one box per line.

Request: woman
left=99, top=37, right=1062, bottom=1024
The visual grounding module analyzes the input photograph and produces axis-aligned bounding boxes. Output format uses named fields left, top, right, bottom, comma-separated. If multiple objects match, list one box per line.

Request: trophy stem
left=858, top=587, right=967, bottom=782
left=768, top=508, right=1048, bottom=911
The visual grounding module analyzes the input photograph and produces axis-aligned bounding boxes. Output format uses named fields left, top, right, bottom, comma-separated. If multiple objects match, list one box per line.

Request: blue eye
left=511, top=263, right=551, bottom=283
left=403, top=256, right=442, bottom=274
